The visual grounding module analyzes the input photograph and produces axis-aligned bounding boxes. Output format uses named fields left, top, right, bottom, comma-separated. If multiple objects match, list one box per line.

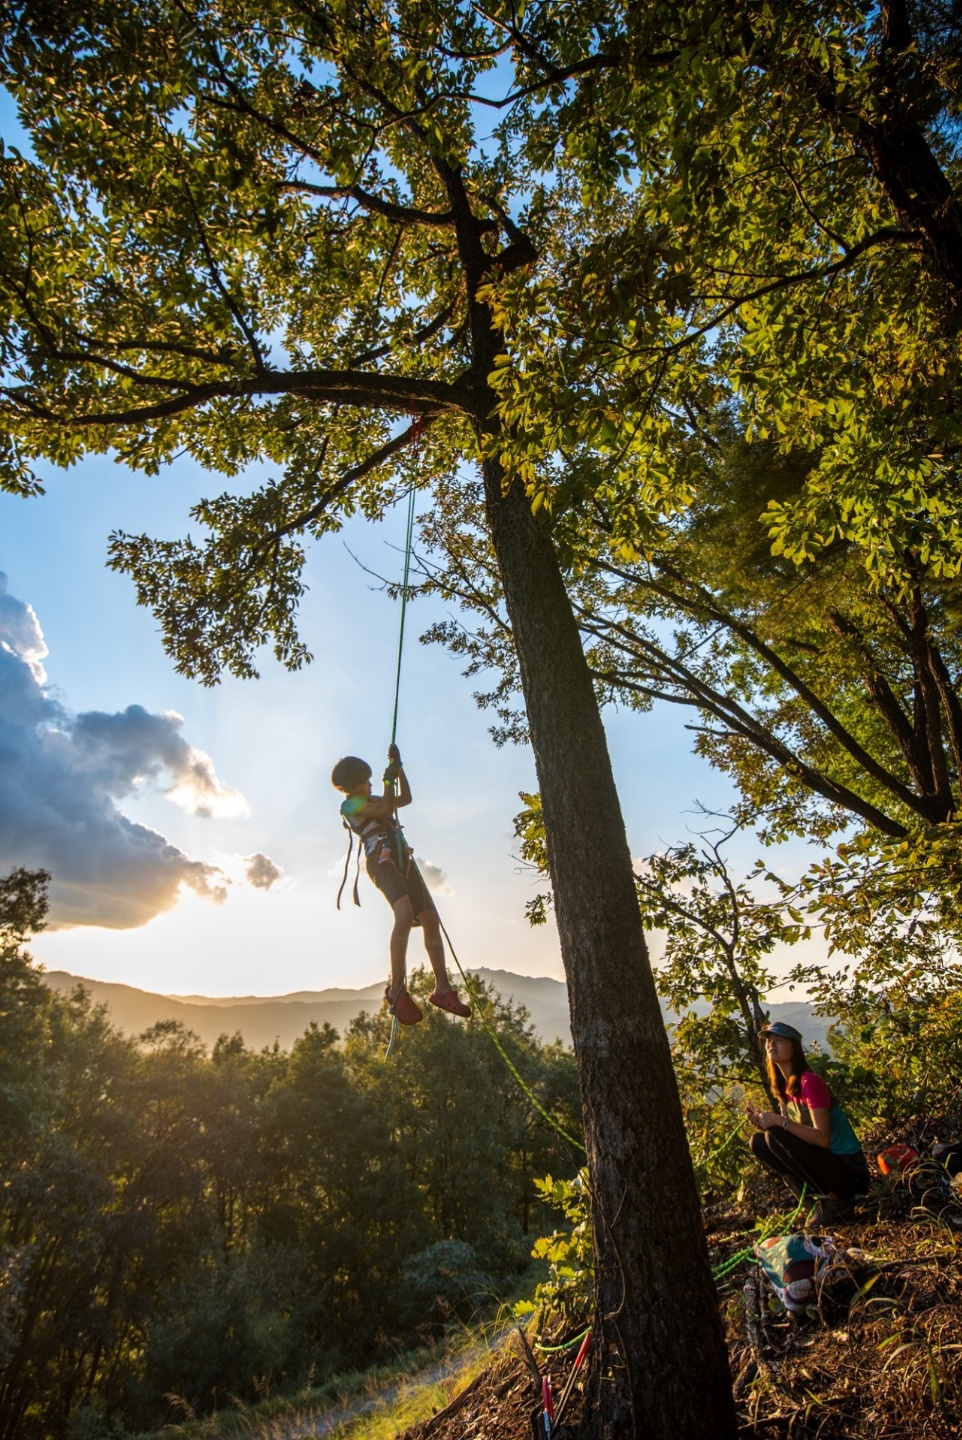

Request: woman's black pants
left=749, top=1127, right=868, bottom=1201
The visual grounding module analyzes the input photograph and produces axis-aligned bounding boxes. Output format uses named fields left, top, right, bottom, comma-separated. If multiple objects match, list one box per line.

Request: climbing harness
left=336, top=819, right=364, bottom=911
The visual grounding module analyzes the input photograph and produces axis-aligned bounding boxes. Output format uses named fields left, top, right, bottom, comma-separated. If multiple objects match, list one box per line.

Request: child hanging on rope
left=332, top=745, right=471, bottom=1026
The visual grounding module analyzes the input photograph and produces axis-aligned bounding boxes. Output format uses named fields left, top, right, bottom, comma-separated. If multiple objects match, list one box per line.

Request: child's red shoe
left=428, top=989, right=472, bottom=1018
left=385, top=986, right=423, bottom=1025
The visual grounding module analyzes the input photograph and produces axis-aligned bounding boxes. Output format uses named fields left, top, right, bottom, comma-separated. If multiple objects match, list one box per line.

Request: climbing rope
left=710, top=1185, right=809, bottom=1283
left=534, top=1326, right=592, bottom=1354
left=383, top=467, right=419, bottom=1063
left=379, top=428, right=582, bottom=1151
left=438, top=915, right=586, bottom=1156
left=384, top=1010, right=401, bottom=1059
left=694, top=1114, right=748, bottom=1175
left=390, top=478, right=418, bottom=749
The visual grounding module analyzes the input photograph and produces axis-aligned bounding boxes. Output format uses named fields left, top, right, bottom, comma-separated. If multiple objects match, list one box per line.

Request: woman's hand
left=753, top=1110, right=784, bottom=1131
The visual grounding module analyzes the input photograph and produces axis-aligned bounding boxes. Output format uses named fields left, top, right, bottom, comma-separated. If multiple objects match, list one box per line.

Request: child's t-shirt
left=341, top=795, right=402, bottom=867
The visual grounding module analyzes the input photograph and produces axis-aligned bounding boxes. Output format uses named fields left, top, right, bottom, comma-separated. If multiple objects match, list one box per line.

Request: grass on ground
left=130, top=1303, right=521, bottom=1440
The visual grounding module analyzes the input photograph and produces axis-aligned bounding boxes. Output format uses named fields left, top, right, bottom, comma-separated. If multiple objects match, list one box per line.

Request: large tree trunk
left=482, top=460, right=736, bottom=1439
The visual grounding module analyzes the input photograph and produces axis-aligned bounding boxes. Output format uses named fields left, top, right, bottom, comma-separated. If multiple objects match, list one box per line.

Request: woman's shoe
left=428, top=989, right=472, bottom=1018
left=809, top=1196, right=856, bottom=1228
left=385, top=986, right=423, bottom=1025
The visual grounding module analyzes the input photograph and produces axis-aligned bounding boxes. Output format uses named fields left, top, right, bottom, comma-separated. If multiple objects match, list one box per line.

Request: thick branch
left=577, top=594, right=909, bottom=836
left=469, top=3, right=627, bottom=85
left=634, top=875, right=736, bottom=965
left=2, top=366, right=476, bottom=428
left=280, top=179, right=457, bottom=228
left=827, top=608, right=919, bottom=771
left=906, top=587, right=956, bottom=816
left=658, top=228, right=919, bottom=360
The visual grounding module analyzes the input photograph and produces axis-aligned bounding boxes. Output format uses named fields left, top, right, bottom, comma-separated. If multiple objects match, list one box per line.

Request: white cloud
left=72, top=705, right=248, bottom=818
left=415, top=856, right=451, bottom=893
left=0, top=573, right=265, bottom=929
left=245, top=852, right=283, bottom=890
left=0, top=573, right=47, bottom=684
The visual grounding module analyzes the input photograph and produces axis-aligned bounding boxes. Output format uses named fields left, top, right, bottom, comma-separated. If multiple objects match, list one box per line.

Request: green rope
left=534, top=1326, right=591, bottom=1354
left=390, top=484, right=417, bottom=749
left=710, top=1186, right=809, bottom=1282
left=383, top=482, right=417, bottom=1063
left=438, top=915, right=587, bottom=1156
left=382, top=474, right=579, bottom=1152
left=694, top=1114, right=748, bottom=1175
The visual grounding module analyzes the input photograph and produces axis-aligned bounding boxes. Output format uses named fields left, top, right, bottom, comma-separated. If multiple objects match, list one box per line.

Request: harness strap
left=336, top=821, right=363, bottom=910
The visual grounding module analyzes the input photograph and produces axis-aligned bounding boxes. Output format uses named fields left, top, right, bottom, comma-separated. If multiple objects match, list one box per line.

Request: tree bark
left=481, top=460, right=736, bottom=1439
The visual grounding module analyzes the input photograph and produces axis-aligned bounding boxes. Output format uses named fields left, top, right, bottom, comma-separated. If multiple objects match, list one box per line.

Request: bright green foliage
left=0, top=0, right=539, bottom=679
left=493, top=2, right=962, bottom=583
left=439, top=431, right=962, bottom=848
left=772, top=827, right=962, bottom=1132
left=566, top=438, right=962, bottom=846
left=824, top=980, right=962, bottom=1137
left=634, top=828, right=804, bottom=1078
left=12, top=4, right=958, bottom=661
left=516, top=1171, right=593, bottom=1332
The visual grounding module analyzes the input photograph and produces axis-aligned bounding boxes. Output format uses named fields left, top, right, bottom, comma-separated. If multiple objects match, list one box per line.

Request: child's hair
left=331, top=756, right=372, bottom=792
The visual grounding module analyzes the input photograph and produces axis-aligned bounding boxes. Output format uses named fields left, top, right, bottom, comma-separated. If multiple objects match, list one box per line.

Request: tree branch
left=181, top=179, right=267, bottom=374
left=347, top=294, right=461, bottom=368
left=279, top=179, right=457, bottom=228
left=600, top=555, right=925, bottom=815
left=253, top=421, right=430, bottom=552
left=576, top=589, right=910, bottom=836
left=2, top=366, right=475, bottom=428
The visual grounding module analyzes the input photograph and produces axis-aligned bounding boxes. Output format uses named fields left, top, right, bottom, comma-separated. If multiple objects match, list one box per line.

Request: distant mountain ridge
left=41, top=968, right=831, bottom=1053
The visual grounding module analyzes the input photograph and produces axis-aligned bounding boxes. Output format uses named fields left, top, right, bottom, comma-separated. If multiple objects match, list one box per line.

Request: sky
left=1, top=448, right=798, bottom=1000
left=0, top=86, right=814, bottom=1004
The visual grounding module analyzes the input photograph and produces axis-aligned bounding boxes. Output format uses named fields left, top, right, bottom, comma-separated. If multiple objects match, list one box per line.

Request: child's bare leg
left=419, top=908, right=453, bottom=993
left=389, top=896, right=415, bottom=997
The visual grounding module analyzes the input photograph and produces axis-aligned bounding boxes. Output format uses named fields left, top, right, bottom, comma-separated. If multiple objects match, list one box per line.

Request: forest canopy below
left=0, top=869, right=583, bottom=1439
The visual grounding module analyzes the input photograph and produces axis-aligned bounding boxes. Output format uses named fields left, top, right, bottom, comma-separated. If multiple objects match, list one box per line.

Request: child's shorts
left=368, top=853, right=436, bottom=921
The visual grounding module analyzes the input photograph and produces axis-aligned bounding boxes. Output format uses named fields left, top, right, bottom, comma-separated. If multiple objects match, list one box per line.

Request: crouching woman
left=748, top=1021, right=869, bottom=1226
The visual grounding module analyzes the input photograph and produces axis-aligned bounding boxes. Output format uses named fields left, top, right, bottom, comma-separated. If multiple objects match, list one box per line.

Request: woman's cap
left=758, top=1021, right=803, bottom=1042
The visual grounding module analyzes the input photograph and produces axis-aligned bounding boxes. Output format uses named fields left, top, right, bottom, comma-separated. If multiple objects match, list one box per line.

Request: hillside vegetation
left=1, top=871, right=582, bottom=1440
left=6, top=866, right=962, bottom=1439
